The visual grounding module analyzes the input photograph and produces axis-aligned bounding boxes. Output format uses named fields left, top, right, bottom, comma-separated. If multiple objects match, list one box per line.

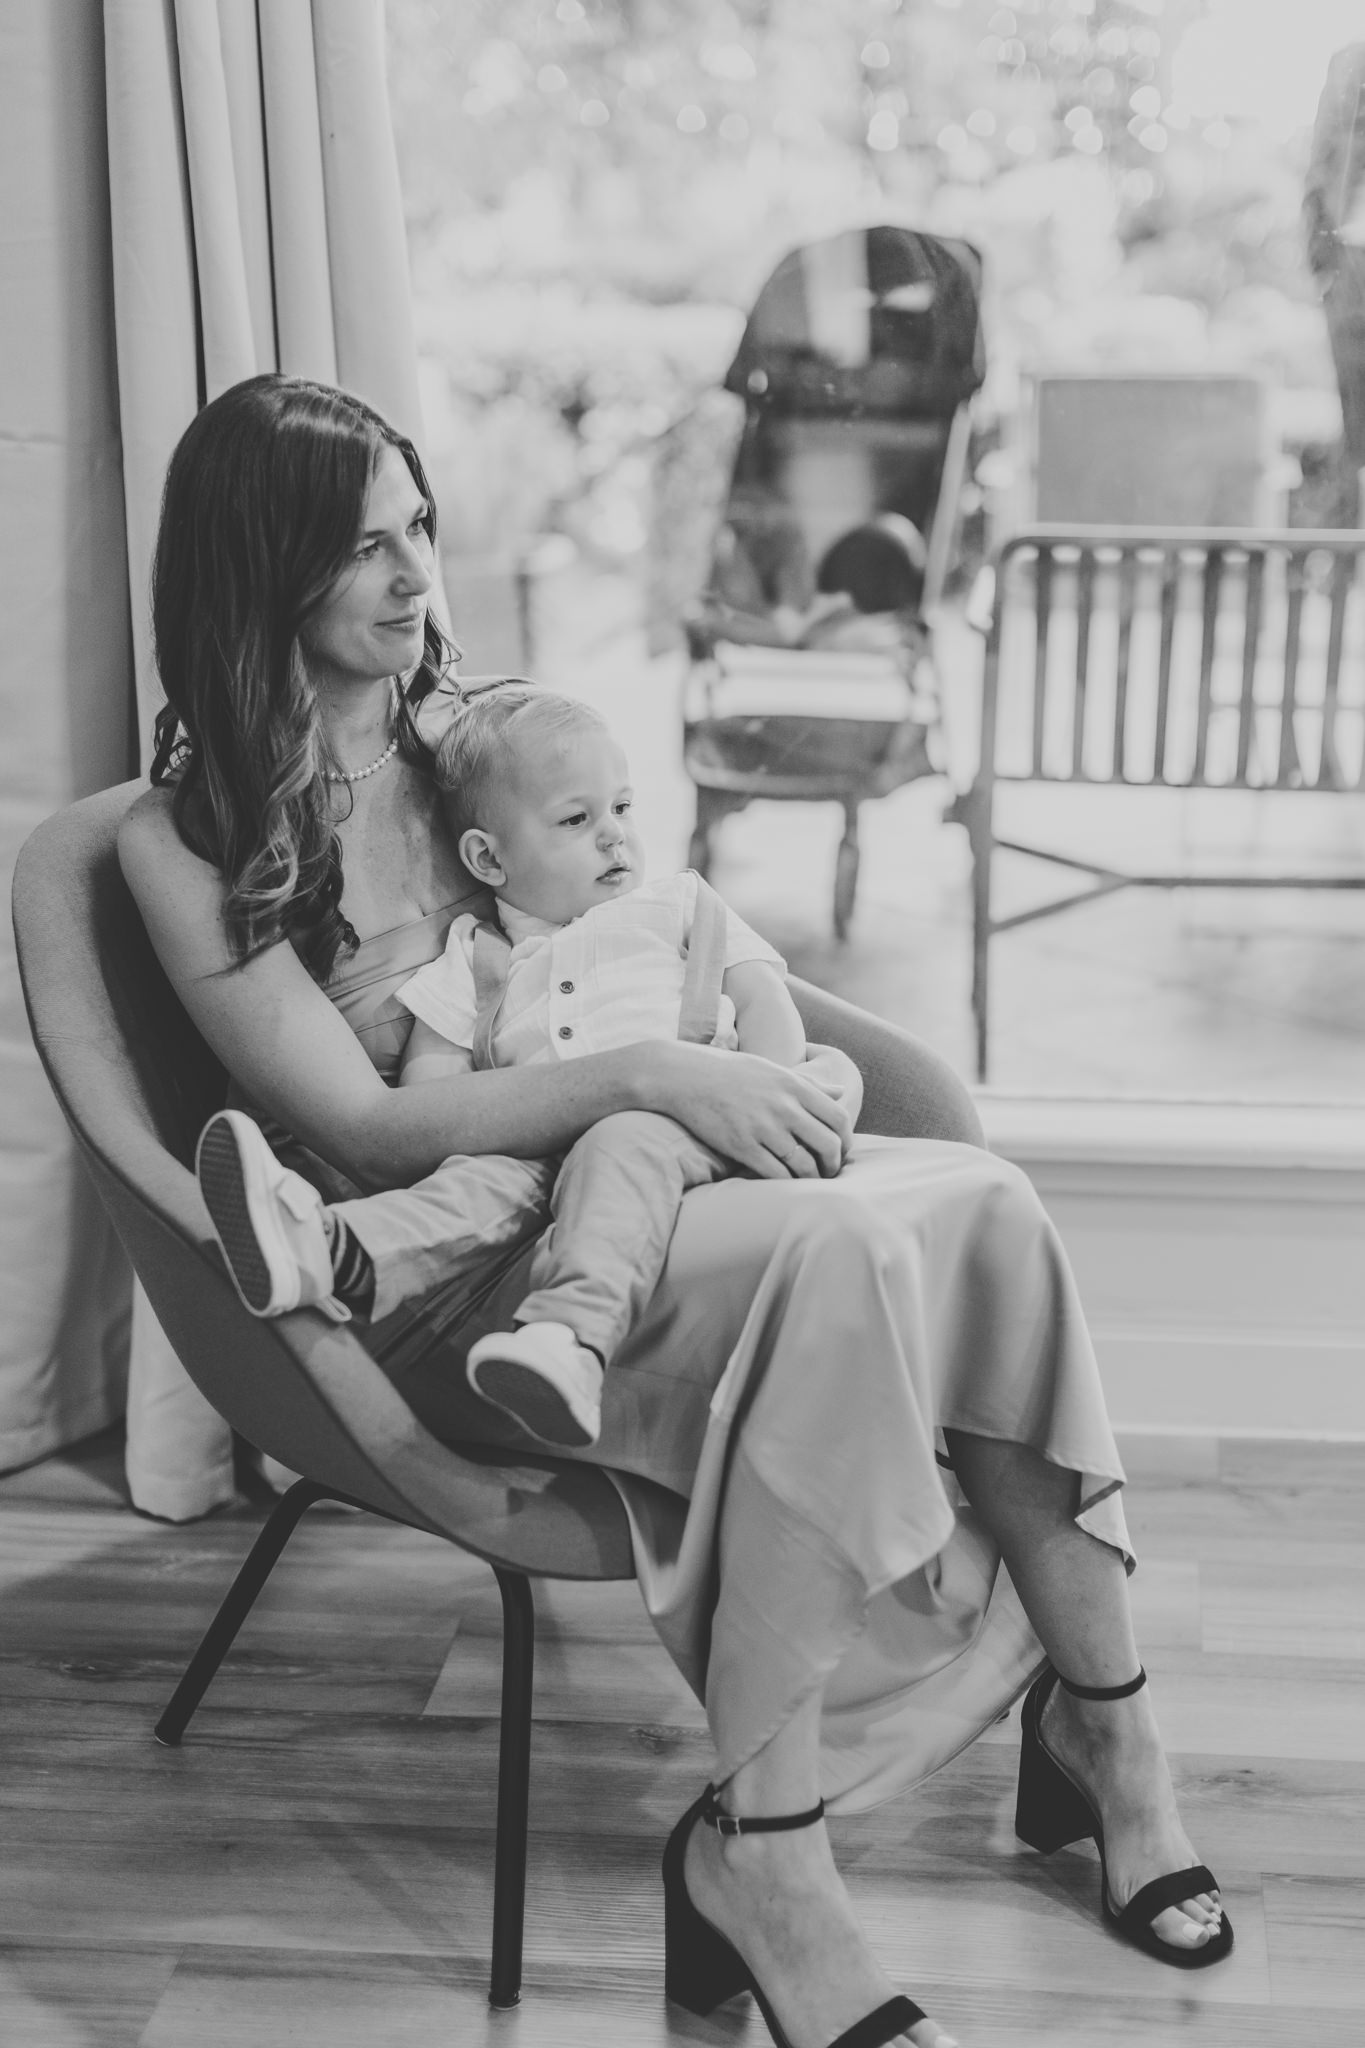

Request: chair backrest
left=980, top=528, right=1365, bottom=794
left=1018, top=372, right=1275, bottom=529
left=11, top=783, right=633, bottom=1580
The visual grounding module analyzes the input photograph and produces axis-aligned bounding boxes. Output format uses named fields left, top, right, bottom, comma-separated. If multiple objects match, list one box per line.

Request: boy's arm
left=724, top=959, right=807, bottom=1067
left=398, top=1016, right=477, bottom=1088
left=725, top=960, right=864, bottom=1141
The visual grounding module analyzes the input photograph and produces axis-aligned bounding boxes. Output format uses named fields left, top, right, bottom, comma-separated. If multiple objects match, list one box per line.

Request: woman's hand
left=645, top=1042, right=852, bottom=1179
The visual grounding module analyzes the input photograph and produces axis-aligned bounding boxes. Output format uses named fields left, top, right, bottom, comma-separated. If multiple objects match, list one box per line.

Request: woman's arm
left=120, top=792, right=849, bottom=1187
left=724, top=960, right=806, bottom=1067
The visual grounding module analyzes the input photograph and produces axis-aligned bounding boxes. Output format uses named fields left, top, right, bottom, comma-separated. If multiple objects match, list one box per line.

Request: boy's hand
left=797, top=1044, right=864, bottom=1142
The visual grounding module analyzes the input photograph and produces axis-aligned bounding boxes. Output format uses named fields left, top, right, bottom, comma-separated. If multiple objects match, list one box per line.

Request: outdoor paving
left=494, top=567, right=1365, bottom=1104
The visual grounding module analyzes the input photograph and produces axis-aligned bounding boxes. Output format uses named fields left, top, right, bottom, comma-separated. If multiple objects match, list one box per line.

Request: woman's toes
left=909, top=2025, right=957, bottom=2048
left=1153, top=1907, right=1212, bottom=1947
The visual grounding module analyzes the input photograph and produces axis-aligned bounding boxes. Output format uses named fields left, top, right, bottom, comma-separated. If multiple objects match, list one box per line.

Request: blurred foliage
left=387, top=0, right=1344, bottom=554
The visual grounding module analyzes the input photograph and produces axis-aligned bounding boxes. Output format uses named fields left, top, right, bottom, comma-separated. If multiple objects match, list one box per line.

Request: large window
left=388, top=0, right=1365, bottom=1103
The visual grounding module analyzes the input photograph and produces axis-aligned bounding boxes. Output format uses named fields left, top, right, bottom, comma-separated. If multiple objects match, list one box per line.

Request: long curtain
left=0, top=4, right=136, bottom=1479
left=101, top=0, right=430, bottom=1518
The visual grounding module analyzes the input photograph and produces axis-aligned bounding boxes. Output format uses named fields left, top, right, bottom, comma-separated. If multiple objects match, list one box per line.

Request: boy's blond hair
left=432, top=684, right=608, bottom=840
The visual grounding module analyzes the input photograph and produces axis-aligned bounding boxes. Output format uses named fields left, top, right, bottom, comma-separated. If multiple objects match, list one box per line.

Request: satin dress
left=299, top=908, right=1131, bottom=1814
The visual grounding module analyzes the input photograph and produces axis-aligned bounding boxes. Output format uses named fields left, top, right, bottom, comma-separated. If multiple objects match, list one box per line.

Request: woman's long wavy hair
left=151, top=374, right=454, bottom=982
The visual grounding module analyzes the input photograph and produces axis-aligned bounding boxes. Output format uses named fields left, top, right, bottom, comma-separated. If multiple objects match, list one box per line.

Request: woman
left=120, top=376, right=1229, bottom=2048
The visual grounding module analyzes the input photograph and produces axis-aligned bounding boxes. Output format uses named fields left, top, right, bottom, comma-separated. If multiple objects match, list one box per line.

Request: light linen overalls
left=331, top=879, right=733, bottom=1343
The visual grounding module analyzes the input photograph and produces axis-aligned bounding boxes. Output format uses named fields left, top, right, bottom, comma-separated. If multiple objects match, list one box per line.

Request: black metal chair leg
left=964, top=786, right=994, bottom=1082
left=156, top=1492, right=540, bottom=2008
left=833, top=799, right=860, bottom=939
left=153, top=1477, right=328, bottom=1746
left=488, top=1567, right=536, bottom=2009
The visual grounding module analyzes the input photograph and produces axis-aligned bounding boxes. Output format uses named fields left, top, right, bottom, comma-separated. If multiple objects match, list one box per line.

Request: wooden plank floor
left=1, top=1429, right=1362, bottom=2046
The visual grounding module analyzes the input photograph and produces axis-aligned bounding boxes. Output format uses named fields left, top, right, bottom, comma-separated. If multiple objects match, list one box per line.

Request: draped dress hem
left=261, top=908, right=1133, bottom=1819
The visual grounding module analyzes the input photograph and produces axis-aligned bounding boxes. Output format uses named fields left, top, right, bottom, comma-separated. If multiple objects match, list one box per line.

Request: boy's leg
left=197, top=1109, right=553, bottom=1324
left=466, top=1112, right=726, bottom=1448
left=332, top=1152, right=556, bottom=1322
left=518, top=1110, right=727, bottom=1362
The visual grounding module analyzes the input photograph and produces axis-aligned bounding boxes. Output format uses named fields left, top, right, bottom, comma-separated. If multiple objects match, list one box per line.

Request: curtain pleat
left=173, top=0, right=261, bottom=399
left=96, top=0, right=434, bottom=1518
left=216, top=0, right=279, bottom=375
left=259, top=0, right=338, bottom=380
left=312, top=0, right=425, bottom=441
left=103, top=0, right=201, bottom=738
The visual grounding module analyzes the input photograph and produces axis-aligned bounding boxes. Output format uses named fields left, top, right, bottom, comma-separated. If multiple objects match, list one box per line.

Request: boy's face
left=462, top=721, right=646, bottom=923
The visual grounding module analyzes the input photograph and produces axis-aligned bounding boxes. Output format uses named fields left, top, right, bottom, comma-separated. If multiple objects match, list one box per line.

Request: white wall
left=984, top=1096, right=1365, bottom=1441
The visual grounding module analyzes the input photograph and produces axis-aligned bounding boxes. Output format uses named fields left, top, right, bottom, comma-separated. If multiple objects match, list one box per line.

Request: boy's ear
left=459, top=827, right=506, bottom=887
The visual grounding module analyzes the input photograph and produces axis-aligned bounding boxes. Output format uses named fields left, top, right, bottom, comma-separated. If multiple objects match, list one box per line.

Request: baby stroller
left=683, top=224, right=984, bottom=936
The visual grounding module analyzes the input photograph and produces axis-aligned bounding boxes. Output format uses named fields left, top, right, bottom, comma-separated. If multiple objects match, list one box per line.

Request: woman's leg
left=684, top=1687, right=955, bottom=2048
left=942, top=1431, right=1222, bottom=1951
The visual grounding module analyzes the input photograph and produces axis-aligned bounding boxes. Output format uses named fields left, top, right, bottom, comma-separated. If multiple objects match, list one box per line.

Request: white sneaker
left=195, top=1110, right=349, bottom=1322
left=466, top=1321, right=604, bottom=1447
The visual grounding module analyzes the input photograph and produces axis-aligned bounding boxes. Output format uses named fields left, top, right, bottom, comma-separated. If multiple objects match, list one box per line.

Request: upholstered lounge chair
left=11, top=778, right=981, bottom=2007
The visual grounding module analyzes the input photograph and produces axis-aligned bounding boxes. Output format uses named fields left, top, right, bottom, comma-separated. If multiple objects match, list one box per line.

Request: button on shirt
left=397, top=872, right=784, bottom=1065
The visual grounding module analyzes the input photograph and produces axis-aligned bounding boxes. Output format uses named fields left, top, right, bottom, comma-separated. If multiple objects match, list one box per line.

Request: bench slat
left=1031, top=543, right=1053, bottom=778
left=1072, top=547, right=1096, bottom=780
left=1113, top=549, right=1138, bottom=782
left=1277, top=550, right=1306, bottom=788
left=1234, top=549, right=1264, bottom=786
left=1153, top=550, right=1180, bottom=785
left=1191, top=545, right=1223, bottom=786
left=1321, top=549, right=1352, bottom=791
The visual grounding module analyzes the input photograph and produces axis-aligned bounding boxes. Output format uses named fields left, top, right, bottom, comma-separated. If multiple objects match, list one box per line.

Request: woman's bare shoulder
left=119, top=783, right=176, bottom=852
left=119, top=785, right=211, bottom=885
left=118, top=785, right=229, bottom=972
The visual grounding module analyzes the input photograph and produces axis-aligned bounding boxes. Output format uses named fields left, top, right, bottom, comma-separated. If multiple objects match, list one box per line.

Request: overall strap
left=470, top=920, right=513, bottom=1072
left=677, top=873, right=730, bottom=1045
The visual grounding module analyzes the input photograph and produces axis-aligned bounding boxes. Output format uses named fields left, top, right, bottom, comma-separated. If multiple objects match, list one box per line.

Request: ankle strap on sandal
left=700, top=1783, right=826, bottom=1838
left=1057, top=1665, right=1147, bottom=1701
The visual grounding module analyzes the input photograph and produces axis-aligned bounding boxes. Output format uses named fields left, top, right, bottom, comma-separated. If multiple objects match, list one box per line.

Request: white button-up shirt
left=397, top=872, right=784, bottom=1066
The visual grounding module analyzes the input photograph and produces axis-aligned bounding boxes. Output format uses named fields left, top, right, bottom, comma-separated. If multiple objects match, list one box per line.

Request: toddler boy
left=198, top=684, right=858, bottom=1449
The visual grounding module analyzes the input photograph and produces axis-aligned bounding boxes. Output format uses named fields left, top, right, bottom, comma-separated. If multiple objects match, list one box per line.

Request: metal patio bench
left=951, top=526, right=1365, bottom=1078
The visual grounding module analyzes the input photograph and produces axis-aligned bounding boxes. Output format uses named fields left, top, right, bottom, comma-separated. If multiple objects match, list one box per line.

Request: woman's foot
left=1040, top=1680, right=1223, bottom=1952
left=682, top=1806, right=956, bottom=2048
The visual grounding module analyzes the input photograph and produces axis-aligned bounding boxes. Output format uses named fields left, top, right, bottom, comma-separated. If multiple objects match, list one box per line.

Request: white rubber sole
left=196, top=1110, right=340, bottom=1319
left=467, top=1324, right=603, bottom=1447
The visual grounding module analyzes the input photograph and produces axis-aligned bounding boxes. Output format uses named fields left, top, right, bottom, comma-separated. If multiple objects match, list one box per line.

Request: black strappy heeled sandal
left=1015, top=1666, right=1234, bottom=1968
left=662, top=1784, right=929, bottom=2048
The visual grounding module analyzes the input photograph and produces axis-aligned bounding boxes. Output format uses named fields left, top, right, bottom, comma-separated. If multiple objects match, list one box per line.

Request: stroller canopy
left=725, top=225, right=984, bottom=419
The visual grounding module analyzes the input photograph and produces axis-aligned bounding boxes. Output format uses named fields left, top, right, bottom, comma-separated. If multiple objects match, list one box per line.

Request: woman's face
left=301, top=443, right=434, bottom=693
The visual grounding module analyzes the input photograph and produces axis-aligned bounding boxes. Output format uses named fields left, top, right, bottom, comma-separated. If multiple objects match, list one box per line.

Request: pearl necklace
left=325, top=683, right=401, bottom=784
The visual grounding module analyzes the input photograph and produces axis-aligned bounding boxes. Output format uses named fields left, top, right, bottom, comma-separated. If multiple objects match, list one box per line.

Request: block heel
left=1015, top=1666, right=1234, bottom=1969
left=660, top=1785, right=928, bottom=2048
left=1015, top=1668, right=1104, bottom=1852
left=661, top=1793, right=752, bottom=2013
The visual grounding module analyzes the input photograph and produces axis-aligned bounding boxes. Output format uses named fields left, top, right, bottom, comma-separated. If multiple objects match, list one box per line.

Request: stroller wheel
left=833, top=823, right=860, bottom=940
